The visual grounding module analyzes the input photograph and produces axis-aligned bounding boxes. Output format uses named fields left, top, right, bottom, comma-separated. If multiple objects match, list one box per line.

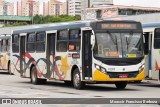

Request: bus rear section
left=143, top=25, right=160, bottom=81
left=0, top=35, right=11, bottom=73
left=11, top=20, right=145, bottom=89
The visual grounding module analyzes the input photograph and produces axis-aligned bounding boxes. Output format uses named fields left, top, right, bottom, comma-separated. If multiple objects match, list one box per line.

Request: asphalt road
left=0, top=70, right=160, bottom=107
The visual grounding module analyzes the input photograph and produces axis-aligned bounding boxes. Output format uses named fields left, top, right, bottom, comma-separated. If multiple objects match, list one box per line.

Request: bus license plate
left=119, top=74, right=128, bottom=78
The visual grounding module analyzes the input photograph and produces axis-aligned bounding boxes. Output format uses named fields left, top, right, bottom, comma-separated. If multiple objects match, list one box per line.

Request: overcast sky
left=6, top=0, right=160, bottom=7
left=5, top=0, right=160, bottom=15
left=114, top=0, right=160, bottom=7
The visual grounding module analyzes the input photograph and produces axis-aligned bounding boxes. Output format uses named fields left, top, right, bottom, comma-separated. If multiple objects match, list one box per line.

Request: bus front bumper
left=93, top=69, right=145, bottom=82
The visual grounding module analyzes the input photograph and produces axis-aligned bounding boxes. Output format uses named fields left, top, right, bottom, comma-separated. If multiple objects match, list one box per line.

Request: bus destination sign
left=97, top=23, right=137, bottom=30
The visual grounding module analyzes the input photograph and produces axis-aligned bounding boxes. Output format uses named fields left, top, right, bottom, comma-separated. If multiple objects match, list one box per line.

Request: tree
left=2, top=15, right=81, bottom=27
left=33, top=15, right=81, bottom=24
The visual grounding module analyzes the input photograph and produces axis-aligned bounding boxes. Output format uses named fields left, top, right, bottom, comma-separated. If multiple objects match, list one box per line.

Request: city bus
left=11, top=20, right=145, bottom=89
left=0, top=34, right=11, bottom=73
left=143, top=23, right=160, bottom=81
left=0, top=24, right=59, bottom=74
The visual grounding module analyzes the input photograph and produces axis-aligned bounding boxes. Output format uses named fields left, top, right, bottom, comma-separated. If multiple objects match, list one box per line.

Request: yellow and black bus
left=11, top=20, right=145, bottom=89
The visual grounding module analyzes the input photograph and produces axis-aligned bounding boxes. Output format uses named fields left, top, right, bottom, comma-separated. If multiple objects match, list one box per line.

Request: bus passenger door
left=20, top=33, right=26, bottom=77
left=143, top=32, right=152, bottom=78
left=82, top=29, right=92, bottom=80
left=46, top=31, right=56, bottom=79
left=152, top=28, right=160, bottom=80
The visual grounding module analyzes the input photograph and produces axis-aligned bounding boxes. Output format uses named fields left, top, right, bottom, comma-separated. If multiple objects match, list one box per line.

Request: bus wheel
left=115, top=82, right=127, bottom=89
left=159, top=70, right=160, bottom=80
left=73, top=68, right=85, bottom=89
left=31, top=66, right=47, bottom=85
left=31, top=66, right=41, bottom=84
left=8, top=63, right=12, bottom=75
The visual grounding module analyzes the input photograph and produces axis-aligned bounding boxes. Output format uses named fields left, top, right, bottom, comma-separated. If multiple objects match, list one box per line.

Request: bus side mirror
left=143, top=35, right=145, bottom=43
left=90, top=35, right=95, bottom=49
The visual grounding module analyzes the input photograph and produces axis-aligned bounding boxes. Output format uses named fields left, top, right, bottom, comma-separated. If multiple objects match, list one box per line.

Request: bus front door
left=46, top=32, right=56, bottom=79
left=82, top=29, right=92, bottom=80
left=20, top=34, right=26, bottom=77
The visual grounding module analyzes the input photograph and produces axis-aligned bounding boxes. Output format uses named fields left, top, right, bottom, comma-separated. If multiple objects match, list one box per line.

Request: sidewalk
left=142, top=79, right=160, bottom=84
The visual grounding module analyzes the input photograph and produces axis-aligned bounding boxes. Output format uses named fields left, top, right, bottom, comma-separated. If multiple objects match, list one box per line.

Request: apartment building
left=0, top=0, right=4, bottom=15
left=17, top=0, right=39, bottom=16
left=5, top=2, right=14, bottom=15
left=68, top=0, right=81, bottom=16
left=0, top=0, right=14, bottom=15
left=43, top=0, right=67, bottom=16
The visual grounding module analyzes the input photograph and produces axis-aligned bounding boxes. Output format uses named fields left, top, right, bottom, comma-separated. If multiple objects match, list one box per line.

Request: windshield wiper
left=107, top=31, right=118, bottom=53
left=126, top=32, right=133, bottom=45
left=126, top=37, right=129, bottom=52
left=125, top=32, right=133, bottom=52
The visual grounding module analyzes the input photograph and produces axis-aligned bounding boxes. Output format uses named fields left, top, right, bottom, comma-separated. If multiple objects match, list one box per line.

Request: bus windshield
left=94, top=32, right=143, bottom=58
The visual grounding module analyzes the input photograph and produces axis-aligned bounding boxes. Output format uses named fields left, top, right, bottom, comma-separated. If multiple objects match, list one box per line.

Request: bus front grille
left=107, top=71, right=139, bottom=78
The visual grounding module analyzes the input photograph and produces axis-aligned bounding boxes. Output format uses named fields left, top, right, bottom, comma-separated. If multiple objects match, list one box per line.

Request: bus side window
left=57, top=42, right=67, bottom=52
left=7, top=39, right=10, bottom=51
left=0, top=40, right=1, bottom=52
left=57, top=29, right=68, bottom=40
left=2, top=39, right=6, bottom=52
left=154, top=29, right=160, bottom=49
left=12, top=34, right=19, bottom=53
left=69, top=29, right=81, bottom=51
left=57, top=29, right=68, bottom=52
left=36, top=32, right=46, bottom=52
left=26, top=33, right=36, bottom=52
left=143, top=32, right=149, bottom=55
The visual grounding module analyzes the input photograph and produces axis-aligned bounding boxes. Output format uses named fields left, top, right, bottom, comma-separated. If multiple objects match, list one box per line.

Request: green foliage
left=3, top=15, right=81, bottom=27
left=3, top=22, right=28, bottom=27
left=33, top=15, right=81, bottom=24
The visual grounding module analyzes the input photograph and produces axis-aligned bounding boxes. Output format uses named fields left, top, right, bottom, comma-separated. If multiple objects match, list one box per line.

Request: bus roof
left=0, top=35, right=11, bottom=40
left=142, top=23, right=160, bottom=28
left=12, top=20, right=140, bottom=34
left=12, top=21, right=90, bottom=34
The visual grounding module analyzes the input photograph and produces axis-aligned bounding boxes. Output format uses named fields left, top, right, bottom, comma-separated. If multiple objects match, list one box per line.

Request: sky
left=114, top=0, right=160, bottom=7
left=5, top=0, right=160, bottom=15
left=6, top=0, right=160, bottom=8
left=6, top=0, right=65, bottom=2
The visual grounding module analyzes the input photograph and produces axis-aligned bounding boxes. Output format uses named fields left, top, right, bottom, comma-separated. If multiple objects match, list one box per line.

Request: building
left=0, top=0, right=4, bottom=15
left=81, top=5, right=160, bottom=20
left=0, top=0, right=14, bottom=15
left=60, top=2, right=67, bottom=15
left=43, top=0, right=67, bottom=16
left=5, top=2, right=14, bottom=15
left=17, top=0, right=40, bottom=16
left=81, top=0, right=113, bottom=9
left=68, top=0, right=81, bottom=16
left=43, top=1, right=49, bottom=16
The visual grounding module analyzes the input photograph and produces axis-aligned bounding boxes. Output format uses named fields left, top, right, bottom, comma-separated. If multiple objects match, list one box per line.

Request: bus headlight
left=138, top=64, right=144, bottom=72
left=95, top=64, right=107, bottom=74
left=101, top=67, right=107, bottom=74
left=95, top=64, right=100, bottom=70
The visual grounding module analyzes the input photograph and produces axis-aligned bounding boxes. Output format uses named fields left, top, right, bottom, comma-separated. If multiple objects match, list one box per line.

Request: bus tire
left=30, top=66, right=47, bottom=85
left=159, top=70, right=160, bottom=80
left=8, top=63, right=12, bottom=75
left=73, top=68, right=85, bottom=89
left=115, top=82, right=127, bottom=89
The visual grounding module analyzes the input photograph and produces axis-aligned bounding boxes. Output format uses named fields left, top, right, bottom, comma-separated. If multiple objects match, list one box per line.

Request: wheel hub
left=74, top=73, right=80, bottom=87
